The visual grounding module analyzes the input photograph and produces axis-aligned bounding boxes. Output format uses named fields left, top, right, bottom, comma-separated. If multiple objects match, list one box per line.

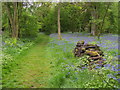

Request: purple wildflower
left=111, top=66, right=118, bottom=71
left=95, top=66, right=101, bottom=69
left=107, top=74, right=112, bottom=78
left=116, top=78, right=120, bottom=83
left=71, top=65, right=74, bottom=67
left=82, top=66, right=86, bottom=69
left=104, top=64, right=111, bottom=67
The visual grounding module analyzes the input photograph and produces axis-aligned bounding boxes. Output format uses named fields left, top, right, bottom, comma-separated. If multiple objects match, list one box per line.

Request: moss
left=85, top=50, right=99, bottom=57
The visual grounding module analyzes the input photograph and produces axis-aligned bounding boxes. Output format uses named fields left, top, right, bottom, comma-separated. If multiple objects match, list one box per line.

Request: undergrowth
left=2, top=33, right=46, bottom=83
left=47, top=38, right=119, bottom=88
left=2, top=33, right=119, bottom=88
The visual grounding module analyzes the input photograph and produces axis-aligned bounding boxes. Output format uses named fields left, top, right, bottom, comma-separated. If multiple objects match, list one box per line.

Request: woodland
left=1, top=2, right=119, bottom=88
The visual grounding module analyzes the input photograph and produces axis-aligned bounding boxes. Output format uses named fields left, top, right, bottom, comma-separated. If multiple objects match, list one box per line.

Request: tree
left=57, top=3, right=62, bottom=40
left=0, top=2, right=2, bottom=35
left=90, top=3, right=98, bottom=36
left=2, top=2, right=118, bottom=38
left=5, top=2, right=18, bottom=42
left=98, top=2, right=110, bottom=39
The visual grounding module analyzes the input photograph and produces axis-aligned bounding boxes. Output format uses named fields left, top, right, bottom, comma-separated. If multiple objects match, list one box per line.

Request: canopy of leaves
left=2, top=2, right=118, bottom=37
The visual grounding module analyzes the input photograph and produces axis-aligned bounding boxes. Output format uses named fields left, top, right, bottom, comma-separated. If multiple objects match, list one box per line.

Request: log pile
left=73, top=40, right=105, bottom=69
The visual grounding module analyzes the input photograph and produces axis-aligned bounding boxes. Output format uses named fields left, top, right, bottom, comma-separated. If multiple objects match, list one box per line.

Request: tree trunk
left=6, top=3, right=14, bottom=35
left=13, top=2, right=18, bottom=39
left=91, top=6, right=97, bottom=36
left=58, top=5, right=62, bottom=40
left=6, top=2, right=18, bottom=40
left=91, top=9, right=96, bottom=36
left=18, top=2, right=23, bottom=38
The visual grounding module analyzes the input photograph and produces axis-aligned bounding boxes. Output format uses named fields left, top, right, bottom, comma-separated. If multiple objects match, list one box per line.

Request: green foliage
left=2, top=2, right=118, bottom=37
left=42, top=7, right=57, bottom=35
left=2, top=33, right=119, bottom=88
left=2, top=34, right=41, bottom=79
left=19, top=12, right=39, bottom=38
left=47, top=38, right=119, bottom=88
left=2, top=39, right=33, bottom=75
left=2, top=12, right=9, bottom=30
left=108, top=3, right=118, bottom=33
left=2, top=34, right=50, bottom=88
left=2, top=2, right=119, bottom=88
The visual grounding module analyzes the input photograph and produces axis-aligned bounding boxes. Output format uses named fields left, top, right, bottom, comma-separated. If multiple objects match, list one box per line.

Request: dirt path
left=3, top=37, right=52, bottom=88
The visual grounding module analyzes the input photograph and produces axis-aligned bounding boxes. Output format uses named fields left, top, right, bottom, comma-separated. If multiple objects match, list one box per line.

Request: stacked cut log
left=73, top=40, right=105, bottom=68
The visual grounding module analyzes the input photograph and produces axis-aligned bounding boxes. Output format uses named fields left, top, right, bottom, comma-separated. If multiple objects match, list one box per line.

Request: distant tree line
left=2, top=2, right=118, bottom=40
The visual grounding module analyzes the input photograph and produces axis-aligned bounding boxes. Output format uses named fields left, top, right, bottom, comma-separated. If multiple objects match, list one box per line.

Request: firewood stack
left=73, top=40, right=105, bottom=68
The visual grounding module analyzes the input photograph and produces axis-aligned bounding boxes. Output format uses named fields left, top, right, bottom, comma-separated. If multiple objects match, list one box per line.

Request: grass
left=2, top=33, right=119, bottom=88
left=46, top=38, right=119, bottom=88
left=2, top=34, right=52, bottom=88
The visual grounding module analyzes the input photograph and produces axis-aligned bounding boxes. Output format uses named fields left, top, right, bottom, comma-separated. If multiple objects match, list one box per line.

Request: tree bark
left=6, top=2, right=18, bottom=40
left=13, top=2, right=18, bottom=39
left=58, top=4, right=62, bottom=40
left=6, top=3, right=14, bottom=35
left=18, top=2, right=23, bottom=38
left=91, top=8, right=96, bottom=36
left=91, top=5, right=98, bottom=36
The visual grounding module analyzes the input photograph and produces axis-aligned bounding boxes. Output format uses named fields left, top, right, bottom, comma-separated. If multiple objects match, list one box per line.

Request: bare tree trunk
left=6, top=2, right=18, bottom=40
left=13, top=2, right=18, bottom=39
left=91, top=8, right=97, bottom=36
left=6, top=3, right=14, bottom=35
left=18, top=2, right=23, bottom=38
left=5, top=2, right=18, bottom=44
left=58, top=5, right=62, bottom=40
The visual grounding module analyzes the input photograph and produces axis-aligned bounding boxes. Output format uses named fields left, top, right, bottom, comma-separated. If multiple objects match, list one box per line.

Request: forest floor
left=2, top=33, right=119, bottom=88
left=3, top=36, right=52, bottom=88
